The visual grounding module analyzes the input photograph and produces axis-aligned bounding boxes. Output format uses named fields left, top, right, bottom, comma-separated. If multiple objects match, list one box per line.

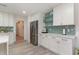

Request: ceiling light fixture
left=22, top=10, right=26, bottom=14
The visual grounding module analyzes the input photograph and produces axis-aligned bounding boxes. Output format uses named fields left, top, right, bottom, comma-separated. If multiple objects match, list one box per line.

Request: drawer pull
left=62, top=39, right=67, bottom=41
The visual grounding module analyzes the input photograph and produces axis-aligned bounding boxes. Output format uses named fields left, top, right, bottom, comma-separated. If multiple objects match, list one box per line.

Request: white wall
left=24, top=17, right=28, bottom=41
left=75, top=3, right=79, bottom=48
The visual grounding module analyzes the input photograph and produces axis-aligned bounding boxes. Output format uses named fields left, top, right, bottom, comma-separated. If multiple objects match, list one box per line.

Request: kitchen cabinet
left=3, top=13, right=9, bottom=26
left=59, top=38, right=73, bottom=55
left=41, top=35, right=48, bottom=48
left=43, top=11, right=53, bottom=33
left=44, top=11, right=53, bottom=26
left=41, top=35, right=73, bottom=55
left=48, top=37, right=60, bottom=54
left=8, top=14, right=14, bottom=26
left=0, top=12, right=14, bottom=26
left=9, top=32, right=15, bottom=44
left=41, top=35, right=60, bottom=54
left=53, top=4, right=74, bottom=25
left=0, top=12, right=9, bottom=26
left=0, top=12, right=3, bottom=26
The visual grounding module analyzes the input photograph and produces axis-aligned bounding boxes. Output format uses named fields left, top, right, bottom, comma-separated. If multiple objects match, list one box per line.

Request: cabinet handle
left=62, top=39, right=67, bottom=41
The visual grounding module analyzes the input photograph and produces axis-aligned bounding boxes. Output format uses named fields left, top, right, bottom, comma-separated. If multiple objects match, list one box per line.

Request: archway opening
left=16, top=20, right=24, bottom=43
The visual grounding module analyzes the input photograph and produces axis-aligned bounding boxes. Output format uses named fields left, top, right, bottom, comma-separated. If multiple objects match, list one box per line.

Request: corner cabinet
left=53, top=4, right=74, bottom=26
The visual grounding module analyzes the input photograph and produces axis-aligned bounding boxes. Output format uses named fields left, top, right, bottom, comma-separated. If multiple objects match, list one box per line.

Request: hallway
left=16, top=35, right=24, bottom=43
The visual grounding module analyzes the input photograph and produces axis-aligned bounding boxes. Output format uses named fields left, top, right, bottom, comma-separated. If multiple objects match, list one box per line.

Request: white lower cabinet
left=48, top=37, right=59, bottom=54
left=59, top=38, right=73, bottom=55
left=9, top=32, right=15, bottom=44
left=41, top=35, right=49, bottom=48
left=41, top=35, right=73, bottom=55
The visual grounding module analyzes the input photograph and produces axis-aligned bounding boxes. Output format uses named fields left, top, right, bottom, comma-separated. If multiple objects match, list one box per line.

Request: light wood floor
left=16, top=35, right=24, bottom=43
left=9, top=41, right=56, bottom=55
left=0, top=43, right=7, bottom=55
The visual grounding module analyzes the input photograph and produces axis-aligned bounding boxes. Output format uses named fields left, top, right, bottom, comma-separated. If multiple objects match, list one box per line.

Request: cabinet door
left=59, top=38, right=73, bottom=55
left=54, top=37, right=62, bottom=54
left=62, top=4, right=74, bottom=25
left=0, top=12, right=3, bottom=26
left=45, top=36, right=61, bottom=54
left=9, top=32, right=15, bottom=44
left=8, top=14, right=14, bottom=26
left=41, top=35, right=49, bottom=48
left=53, top=4, right=74, bottom=26
left=3, top=13, right=9, bottom=26
left=53, top=5, right=63, bottom=26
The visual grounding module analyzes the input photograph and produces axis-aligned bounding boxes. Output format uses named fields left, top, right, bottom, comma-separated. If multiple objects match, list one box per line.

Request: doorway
left=30, top=21, right=38, bottom=46
left=16, top=20, right=24, bottom=43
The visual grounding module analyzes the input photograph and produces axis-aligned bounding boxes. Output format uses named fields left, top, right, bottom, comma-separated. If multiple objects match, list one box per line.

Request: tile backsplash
left=45, top=25, right=75, bottom=35
left=0, top=27, right=14, bottom=32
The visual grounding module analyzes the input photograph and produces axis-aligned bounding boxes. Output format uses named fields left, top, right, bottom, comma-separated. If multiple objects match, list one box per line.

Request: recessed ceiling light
left=22, top=10, right=26, bottom=14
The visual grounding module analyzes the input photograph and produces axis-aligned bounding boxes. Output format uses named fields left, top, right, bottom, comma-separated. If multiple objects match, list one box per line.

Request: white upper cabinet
left=0, top=12, right=3, bottom=26
left=3, top=13, right=9, bottom=26
left=53, top=4, right=74, bottom=26
left=0, top=12, right=14, bottom=26
left=8, top=14, right=14, bottom=26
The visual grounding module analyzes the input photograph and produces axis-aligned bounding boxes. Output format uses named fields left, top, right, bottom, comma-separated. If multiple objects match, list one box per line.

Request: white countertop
left=42, top=33, right=75, bottom=39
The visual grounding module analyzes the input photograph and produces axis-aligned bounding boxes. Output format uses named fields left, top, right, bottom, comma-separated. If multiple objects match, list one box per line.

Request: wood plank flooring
left=16, top=35, right=24, bottom=43
left=9, top=41, right=56, bottom=55
left=0, top=43, right=7, bottom=55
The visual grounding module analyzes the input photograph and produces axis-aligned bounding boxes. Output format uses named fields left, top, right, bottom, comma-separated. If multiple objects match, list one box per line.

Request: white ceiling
left=0, top=3, right=60, bottom=16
